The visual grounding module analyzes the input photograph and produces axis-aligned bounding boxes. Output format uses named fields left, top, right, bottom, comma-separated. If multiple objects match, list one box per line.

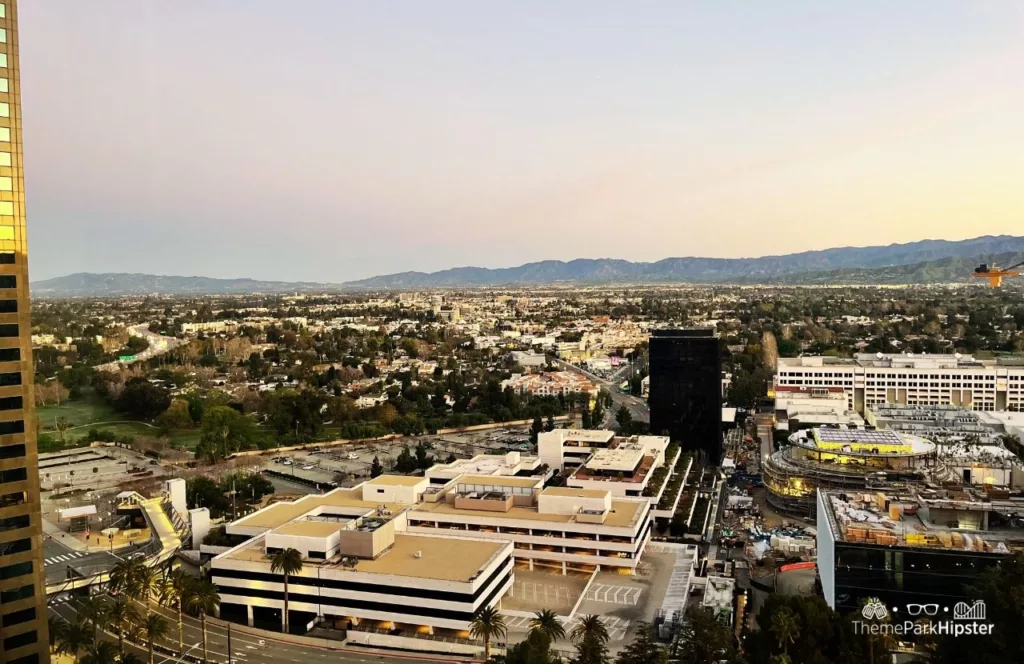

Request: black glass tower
left=649, top=329, right=722, bottom=462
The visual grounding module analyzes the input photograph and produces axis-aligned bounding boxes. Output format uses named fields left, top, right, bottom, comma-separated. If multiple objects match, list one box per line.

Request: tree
left=675, top=606, right=735, bottom=664
left=571, top=615, right=610, bottom=664
left=116, top=377, right=172, bottom=419
left=370, top=456, right=384, bottom=478
left=106, top=596, right=140, bottom=655
left=133, top=564, right=161, bottom=617
left=62, top=623, right=93, bottom=664
left=470, top=605, right=507, bottom=661
left=615, top=622, right=666, bottom=664
left=770, top=607, right=799, bottom=658
left=183, top=579, right=220, bottom=664
left=158, top=568, right=189, bottom=651
left=196, top=406, right=258, bottom=463
left=615, top=406, right=632, bottom=432
left=81, top=641, right=120, bottom=664
left=140, top=613, right=171, bottom=664
left=530, top=416, right=544, bottom=444
left=49, top=615, right=71, bottom=657
left=530, top=609, right=566, bottom=643
left=157, top=399, right=193, bottom=431
left=395, top=446, right=417, bottom=474
left=75, top=594, right=109, bottom=642
left=269, top=547, right=304, bottom=634
left=109, top=558, right=146, bottom=601
left=545, top=414, right=556, bottom=432
left=933, top=552, right=1024, bottom=664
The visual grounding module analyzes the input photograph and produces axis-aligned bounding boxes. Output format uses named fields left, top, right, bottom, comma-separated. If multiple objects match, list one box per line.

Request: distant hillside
left=30, top=235, right=1024, bottom=296
left=31, top=273, right=340, bottom=297
left=344, top=235, right=1024, bottom=288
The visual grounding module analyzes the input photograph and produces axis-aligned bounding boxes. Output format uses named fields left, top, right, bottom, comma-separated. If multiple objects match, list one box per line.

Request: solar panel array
left=815, top=428, right=904, bottom=445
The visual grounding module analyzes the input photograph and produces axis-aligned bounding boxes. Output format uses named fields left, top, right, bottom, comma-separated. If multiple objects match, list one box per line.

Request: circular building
left=764, top=427, right=948, bottom=518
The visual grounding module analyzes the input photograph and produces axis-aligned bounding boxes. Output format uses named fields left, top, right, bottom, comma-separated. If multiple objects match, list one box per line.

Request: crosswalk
left=44, top=551, right=90, bottom=565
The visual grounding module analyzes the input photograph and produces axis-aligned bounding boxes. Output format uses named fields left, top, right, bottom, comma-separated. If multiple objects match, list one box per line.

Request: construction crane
left=973, top=261, right=1024, bottom=287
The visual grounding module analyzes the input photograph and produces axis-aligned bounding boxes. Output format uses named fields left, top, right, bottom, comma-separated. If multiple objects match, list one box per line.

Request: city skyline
left=18, top=1, right=1024, bottom=282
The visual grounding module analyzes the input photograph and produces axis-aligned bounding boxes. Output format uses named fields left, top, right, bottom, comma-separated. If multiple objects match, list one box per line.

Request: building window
left=0, top=395, right=22, bottom=410
left=1, top=607, right=35, bottom=628
left=0, top=299, right=15, bottom=313
left=0, top=420, right=24, bottom=435
left=0, top=104, right=8, bottom=119
left=0, top=79, right=7, bottom=94
left=0, top=490, right=25, bottom=508
left=0, top=5, right=6, bottom=20
left=4, top=630, right=38, bottom=652
left=0, top=54, right=7, bottom=69
left=0, top=537, right=30, bottom=557
left=0, top=371, right=18, bottom=385
left=0, top=444, right=24, bottom=460
left=0, top=560, right=31, bottom=580
left=0, top=30, right=6, bottom=44
left=0, top=514, right=30, bottom=532
left=0, top=347, right=19, bottom=362
left=0, top=175, right=11, bottom=189
left=0, top=202, right=11, bottom=216
left=0, top=466, right=27, bottom=484
left=0, top=583, right=33, bottom=604
left=0, top=324, right=15, bottom=338
left=0, top=152, right=9, bottom=167
left=0, top=127, right=8, bottom=142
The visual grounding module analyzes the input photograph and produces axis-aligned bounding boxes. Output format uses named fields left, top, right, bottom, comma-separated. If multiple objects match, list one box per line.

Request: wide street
left=554, top=359, right=650, bottom=427
left=42, top=536, right=121, bottom=588
left=51, top=597, right=460, bottom=664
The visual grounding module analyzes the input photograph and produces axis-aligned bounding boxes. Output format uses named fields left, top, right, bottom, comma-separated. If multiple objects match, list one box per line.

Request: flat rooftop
left=273, top=520, right=344, bottom=538
left=412, top=497, right=643, bottom=528
left=222, top=533, right=507, bottom=582
left=821, top=490, right=1024, bottom=554
left=456, top=475, right=542, bottom=489
left=232, top=488, right=405, bottom=531
left=585, top=445, right=646, bottom=472
left=366, top=475, right=426, bottom=487
left=780, top=353, right=1024, bottom=369
left=542, top=487, right=610, bottom=499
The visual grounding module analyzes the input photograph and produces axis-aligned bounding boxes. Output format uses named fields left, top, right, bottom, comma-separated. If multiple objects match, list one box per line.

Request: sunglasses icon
left=906, top=604, right=940, bottom=616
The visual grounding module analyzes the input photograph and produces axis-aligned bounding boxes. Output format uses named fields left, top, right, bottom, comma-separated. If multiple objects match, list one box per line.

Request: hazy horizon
left=20, top=1, right=1024, bottom=281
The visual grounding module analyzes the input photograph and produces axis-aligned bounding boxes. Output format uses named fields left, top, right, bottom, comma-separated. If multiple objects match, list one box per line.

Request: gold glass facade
left=0, top=2, right=49, bottom=663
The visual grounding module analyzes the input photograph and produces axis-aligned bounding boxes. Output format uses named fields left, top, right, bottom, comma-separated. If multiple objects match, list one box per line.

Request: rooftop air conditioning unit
left=414, top=550, right=423, bottom=559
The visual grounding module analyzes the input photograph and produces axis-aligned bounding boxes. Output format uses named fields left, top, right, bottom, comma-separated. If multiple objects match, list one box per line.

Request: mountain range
left=30, top=235, right=1024, bottom=296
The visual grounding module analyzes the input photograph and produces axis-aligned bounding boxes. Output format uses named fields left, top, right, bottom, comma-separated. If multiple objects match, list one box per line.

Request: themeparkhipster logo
left=856, top=600, right=994, bottom=637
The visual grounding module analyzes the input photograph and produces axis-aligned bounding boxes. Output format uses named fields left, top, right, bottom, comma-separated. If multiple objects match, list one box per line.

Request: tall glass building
left=0, top=2, right=50, bottom=663
left=648, top=329, right=723, bottom=463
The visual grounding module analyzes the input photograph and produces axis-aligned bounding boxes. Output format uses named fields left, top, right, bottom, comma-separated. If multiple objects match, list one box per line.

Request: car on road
left=347, top=453, right=359, bottom=460
left=282, top=460, right=292, bottom=466
left=301, top=464, right=314, bottom=470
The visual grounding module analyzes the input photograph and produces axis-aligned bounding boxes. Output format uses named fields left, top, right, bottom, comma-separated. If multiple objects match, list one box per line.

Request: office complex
left=775, top=353, right=1024, bottom=414
left=649, top=329, right=723, bottom=461
left=0, top=3, right=49, bottom=663
left=216, top=471, right=652, bottom=634
left=816, top=488, right=1023, bottom=612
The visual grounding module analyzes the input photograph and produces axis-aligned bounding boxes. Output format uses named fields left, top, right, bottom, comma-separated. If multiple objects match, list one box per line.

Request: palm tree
left=49, top=615, right=71, bottom=656
left=107, top=596, right=141, bottom=655
left=769, top=606, right=799, bottom=657
left=140, top=613, right=171, bottom=664
left=529, top=609, right=566, bottom=642
left=75, top=594, right=109, bottom=642
left=81, top=641, right=120, bottom=664
left=268, top=547, right=303, bottom=634
left=121, top=654, right=145, bottom=664
left=133, top=565, right=161, bottom=617
left=470, top=605, right=507, bottom=661
left=184, top=578, right=220, bottom=664
left=158, top=568, right=190, bottom=651
left=63, top=623, right=94, bottom=664
left=570, top=615, right=609, bottom=646
left=109, top=558, right=145, bottom=598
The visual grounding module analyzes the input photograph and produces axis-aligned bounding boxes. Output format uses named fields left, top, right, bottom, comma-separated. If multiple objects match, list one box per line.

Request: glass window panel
left=0, top=29, right=6, bottom=44
left=0, top=202, right=11, bottom=215
left=0, top=79, right=7, bottom=93
left=0, top=152, right=9, bottom=167
left=0, top=227, right=13, bottom=241
left=0, top=176, right=11, bottom=191
left=0, top=54, right=7, bottom=69
left=0, top=103, right=8, bottom=118
left=0, top=128, right=8, bottom=142
left=0, top=5, right=6, bottom=19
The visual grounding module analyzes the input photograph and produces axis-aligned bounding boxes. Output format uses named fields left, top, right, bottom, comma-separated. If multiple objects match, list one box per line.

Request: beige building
left=0, top=3, right=50, bottom=662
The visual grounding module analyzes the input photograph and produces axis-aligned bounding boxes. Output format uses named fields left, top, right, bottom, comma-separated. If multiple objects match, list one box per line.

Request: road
left=96, top=324, right=188, bottom=371
left=43, top=537, right=121, bottom=588
left=554, top=359, right=650, bottom=427
left=52, top=597, right=459, bottom=664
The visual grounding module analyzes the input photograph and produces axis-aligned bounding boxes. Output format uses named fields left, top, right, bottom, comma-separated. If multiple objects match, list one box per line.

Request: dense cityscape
left=3, top=2, right=1024, bottom=664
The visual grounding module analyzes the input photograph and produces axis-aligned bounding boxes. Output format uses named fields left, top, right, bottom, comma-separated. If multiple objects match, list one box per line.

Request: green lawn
left=36, top=393, right=119, bottom=431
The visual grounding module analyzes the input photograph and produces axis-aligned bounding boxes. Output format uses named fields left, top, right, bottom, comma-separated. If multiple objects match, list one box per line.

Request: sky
left=19, top=1, right=1024, bottom=282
